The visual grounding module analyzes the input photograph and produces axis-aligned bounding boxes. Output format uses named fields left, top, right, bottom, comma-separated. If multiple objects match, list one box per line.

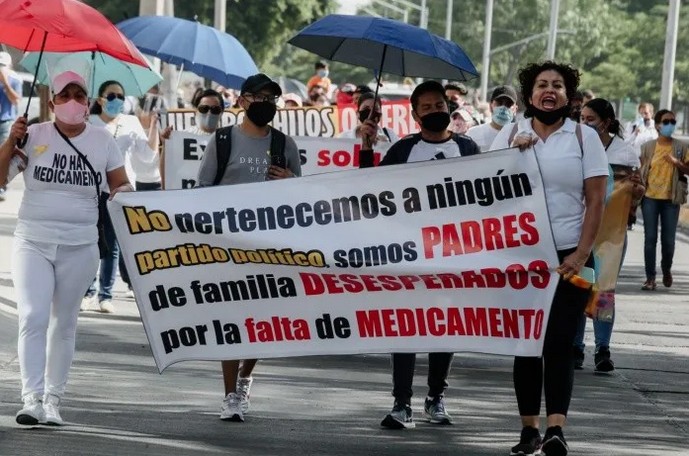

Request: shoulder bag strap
left=53, top=123, right=101, bottom=197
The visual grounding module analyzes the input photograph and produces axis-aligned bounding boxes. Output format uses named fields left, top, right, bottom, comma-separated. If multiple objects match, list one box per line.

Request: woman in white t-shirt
left=0, top=70, right=132, bottom=426
left=573, top=97, right=645, bottom=374
left=337, top=92, right=399, bottom=144
left=490, top=61, right=609, bottom=456
left=84, top=80, right=160, bottom=311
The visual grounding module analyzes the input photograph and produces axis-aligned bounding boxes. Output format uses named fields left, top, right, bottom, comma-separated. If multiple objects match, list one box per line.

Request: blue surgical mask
left=584, top=122, right=601, bottom=133
left=103, top=98, right=124, bottom=118
left=317, top=69, right=329, bottom=78
left=492, top=106, right=514, bottom=126
left=196, top=112, right=220, bottom=131
left=660, top=124, right=676, bottom=138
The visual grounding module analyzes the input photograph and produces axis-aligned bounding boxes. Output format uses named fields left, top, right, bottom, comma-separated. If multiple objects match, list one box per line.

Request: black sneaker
left=510, top=426, right=542, bottom=455
left=381, top=401, right=414, bottom=429
left=573, top=347, right=584, bottom=370
left=541, top=426, right=568, bottom=456
left=594, top=347, right=615, bottom=374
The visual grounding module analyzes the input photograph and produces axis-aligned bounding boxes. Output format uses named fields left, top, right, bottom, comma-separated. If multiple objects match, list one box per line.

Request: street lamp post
left=479, top=0, right=494, bottom=103
left=660, top=0, right=680, bottom=110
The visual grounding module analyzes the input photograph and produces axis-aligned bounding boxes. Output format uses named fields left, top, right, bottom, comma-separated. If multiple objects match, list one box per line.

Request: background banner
left=163, top=132, right=392, bottom=189
left=162, top=100, right=418, bottom=138
left=110, top=149, right=559, bottom=372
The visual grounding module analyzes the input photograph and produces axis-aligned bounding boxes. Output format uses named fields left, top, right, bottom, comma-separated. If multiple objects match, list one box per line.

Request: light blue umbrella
left=20, top=50, right=162, bottom=97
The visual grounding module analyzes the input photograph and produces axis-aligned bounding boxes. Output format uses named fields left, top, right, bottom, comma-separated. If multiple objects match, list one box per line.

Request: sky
left=336, top=0, right=369, bottom=15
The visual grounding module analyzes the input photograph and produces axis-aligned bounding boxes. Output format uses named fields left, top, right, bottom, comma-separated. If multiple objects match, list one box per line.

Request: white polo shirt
left=490, top=118, right=609, bottom=250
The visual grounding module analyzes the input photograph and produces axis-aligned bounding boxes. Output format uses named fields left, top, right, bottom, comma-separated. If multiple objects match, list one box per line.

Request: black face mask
left=419, top=111, right=451, bottom=132
left=358, top=108, right=381, bottom=124
left=531, top=105, right=570, bottom=125
left=246, top=101, right=277, bottom=127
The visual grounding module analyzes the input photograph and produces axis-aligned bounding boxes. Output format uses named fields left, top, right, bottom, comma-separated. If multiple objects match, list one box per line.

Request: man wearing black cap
left=197, top=73, right=301, bottom=423
left=466, top=85, right=518, bottom=152
left=444, top=82, right=468, bottom=106
left=359, top=80, right=479, bottom=430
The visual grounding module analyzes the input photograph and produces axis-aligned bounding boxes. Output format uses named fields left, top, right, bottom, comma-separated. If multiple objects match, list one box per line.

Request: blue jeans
left=86, top=193, right=119, bottom=301
left=574, top=235, right=627, bottom=351
left=641, top=197, right=680, bottom=280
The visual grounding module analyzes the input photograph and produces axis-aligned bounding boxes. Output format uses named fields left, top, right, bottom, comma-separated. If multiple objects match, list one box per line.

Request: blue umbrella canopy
left=117, top=16, right=258, bottom=90
left=288, top=14, right=478, bottom=81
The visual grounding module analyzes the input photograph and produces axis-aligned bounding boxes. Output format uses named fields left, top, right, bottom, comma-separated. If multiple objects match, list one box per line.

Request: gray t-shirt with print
left=197, top=126, right=301, bottom=187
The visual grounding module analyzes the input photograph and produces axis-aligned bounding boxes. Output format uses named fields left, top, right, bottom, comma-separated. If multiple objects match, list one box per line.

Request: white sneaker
left=80, top=295, right=96, bottom=311
left=99, top=300, right=114, bottom=313
left=236, top=376, right=253, bottom=413
left=43, top=394, right=63, bottom=426
left=16, top=393, right=44, bottom=425
left=219, top=393, right=244, bottom=422
left=125, top=288, right=135, bottom=299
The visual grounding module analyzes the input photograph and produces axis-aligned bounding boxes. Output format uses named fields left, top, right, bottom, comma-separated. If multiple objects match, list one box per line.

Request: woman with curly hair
left=491, top=61, right=609, bottom=456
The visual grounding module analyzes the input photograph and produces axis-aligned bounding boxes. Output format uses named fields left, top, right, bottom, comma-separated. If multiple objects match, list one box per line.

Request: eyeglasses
left=104, top=93, right=125, bottom=101
left=198, top=105, right=223, bottom=115
left=661, top=119, right=677, bottom=125
left=245, top=93, right=280, bottom=104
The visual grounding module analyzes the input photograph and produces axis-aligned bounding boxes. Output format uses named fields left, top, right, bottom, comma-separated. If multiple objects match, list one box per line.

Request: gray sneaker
left=423, top=396, right=453, bottom=425
left=236, top=376, right=253, bottom=413
left=381, top=401, right=415, bottom=429
left=219, top=392, right=244, bottom=422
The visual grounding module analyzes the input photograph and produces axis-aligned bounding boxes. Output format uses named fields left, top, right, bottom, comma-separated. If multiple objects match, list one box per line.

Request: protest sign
left=163, top=100, right=418, bottom=139
left=110, top=149, right=559, bottom=371
left=163, top=131, right=392, bottom=189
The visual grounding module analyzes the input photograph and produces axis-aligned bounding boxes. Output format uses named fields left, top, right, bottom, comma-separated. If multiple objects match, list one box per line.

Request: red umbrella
left=0, top=0, right=148, bottom=66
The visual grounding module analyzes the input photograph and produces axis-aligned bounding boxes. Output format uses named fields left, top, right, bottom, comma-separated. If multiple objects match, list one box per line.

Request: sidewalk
left=0, top=176, right=688, bottom=455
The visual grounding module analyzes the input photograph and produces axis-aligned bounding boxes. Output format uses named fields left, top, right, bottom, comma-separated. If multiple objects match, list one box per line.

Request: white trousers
left=13, top=237, right=99, bottom=399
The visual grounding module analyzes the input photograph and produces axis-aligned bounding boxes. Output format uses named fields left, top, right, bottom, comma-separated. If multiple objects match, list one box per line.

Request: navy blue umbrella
left=117, top=16, right=258, bottom=90
left=288, top=14, right=478, bottom=81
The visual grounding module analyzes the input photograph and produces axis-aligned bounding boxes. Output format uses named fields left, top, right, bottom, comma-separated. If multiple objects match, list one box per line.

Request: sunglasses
left=198, top=105, right=223, bottom=115
left=661, top=119, right=677, bottom=125
left=104, top=93, right=125, bottom=101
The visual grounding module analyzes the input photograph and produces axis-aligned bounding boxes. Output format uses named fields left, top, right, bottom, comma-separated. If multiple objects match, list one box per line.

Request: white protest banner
left=110, top=149, right=559, bottom=372
left=163, top=131, right=392, bottom=189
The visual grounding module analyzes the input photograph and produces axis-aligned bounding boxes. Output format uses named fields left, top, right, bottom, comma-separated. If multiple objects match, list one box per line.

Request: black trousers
left=118, top=181, right=161, bottom=287
left=391, top=352, right=454, bottom=403
left=513, top=248, right=593, bottom=416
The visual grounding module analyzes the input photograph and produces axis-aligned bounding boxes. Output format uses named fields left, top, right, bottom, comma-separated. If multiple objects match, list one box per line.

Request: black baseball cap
left=240, top=73, right=282, bottom=97
left=490, top=85, right=517, bottom=103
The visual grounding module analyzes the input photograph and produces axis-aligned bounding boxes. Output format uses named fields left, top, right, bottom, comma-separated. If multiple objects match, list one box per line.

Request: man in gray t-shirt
left=197, top=75, right=301, bottom=186
left=196, top=73, right=301, bottom=424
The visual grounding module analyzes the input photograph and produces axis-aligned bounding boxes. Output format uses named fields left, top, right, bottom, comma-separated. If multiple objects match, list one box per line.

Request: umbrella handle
left=372, top=44, right=387, bottom=105
left=22, top=31, right=48, bottom=120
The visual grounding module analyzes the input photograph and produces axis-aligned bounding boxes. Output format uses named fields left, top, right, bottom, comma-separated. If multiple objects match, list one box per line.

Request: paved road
left=1, top=177, right=688, bottom=455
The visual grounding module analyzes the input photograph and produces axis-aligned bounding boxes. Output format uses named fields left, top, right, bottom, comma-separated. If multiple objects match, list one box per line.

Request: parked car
left=16, top=71, right=40, bottom=123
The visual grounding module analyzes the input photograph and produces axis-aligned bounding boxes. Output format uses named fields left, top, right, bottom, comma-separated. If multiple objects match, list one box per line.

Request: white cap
left=0, top=52, right=11, bottom=67
left=51, top=70, right=88, bottom=95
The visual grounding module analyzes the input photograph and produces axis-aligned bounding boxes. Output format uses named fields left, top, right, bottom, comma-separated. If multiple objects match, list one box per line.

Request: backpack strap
left=213, top=125, right=233, bottom=186
left=575, top=123, right=584, bottom=156
left=269, top=127, right=287, bottom=167
left=507, top=123, right=519, bottom=146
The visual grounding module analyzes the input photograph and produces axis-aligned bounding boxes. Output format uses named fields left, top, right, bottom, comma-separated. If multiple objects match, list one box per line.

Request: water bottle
left=6, top=150, right=27, bottom=183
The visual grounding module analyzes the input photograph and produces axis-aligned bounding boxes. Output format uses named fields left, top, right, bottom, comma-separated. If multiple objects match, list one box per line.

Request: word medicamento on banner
left=163, top=132, right=392, bottom=189
left=110, top=149, right=559, bottom=371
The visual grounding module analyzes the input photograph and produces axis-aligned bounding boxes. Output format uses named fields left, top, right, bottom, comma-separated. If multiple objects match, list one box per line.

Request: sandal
left=641, top=280, right=657, bottom=291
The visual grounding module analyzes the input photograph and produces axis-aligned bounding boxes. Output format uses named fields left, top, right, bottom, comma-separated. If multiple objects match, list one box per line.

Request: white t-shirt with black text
left=406, top=137, right=462, bottom=163
left=15, top=122, right=124, bottom=245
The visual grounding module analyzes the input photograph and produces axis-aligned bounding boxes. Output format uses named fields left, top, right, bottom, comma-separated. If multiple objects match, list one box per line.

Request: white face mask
left=53, top=99, right=87, bottom=125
